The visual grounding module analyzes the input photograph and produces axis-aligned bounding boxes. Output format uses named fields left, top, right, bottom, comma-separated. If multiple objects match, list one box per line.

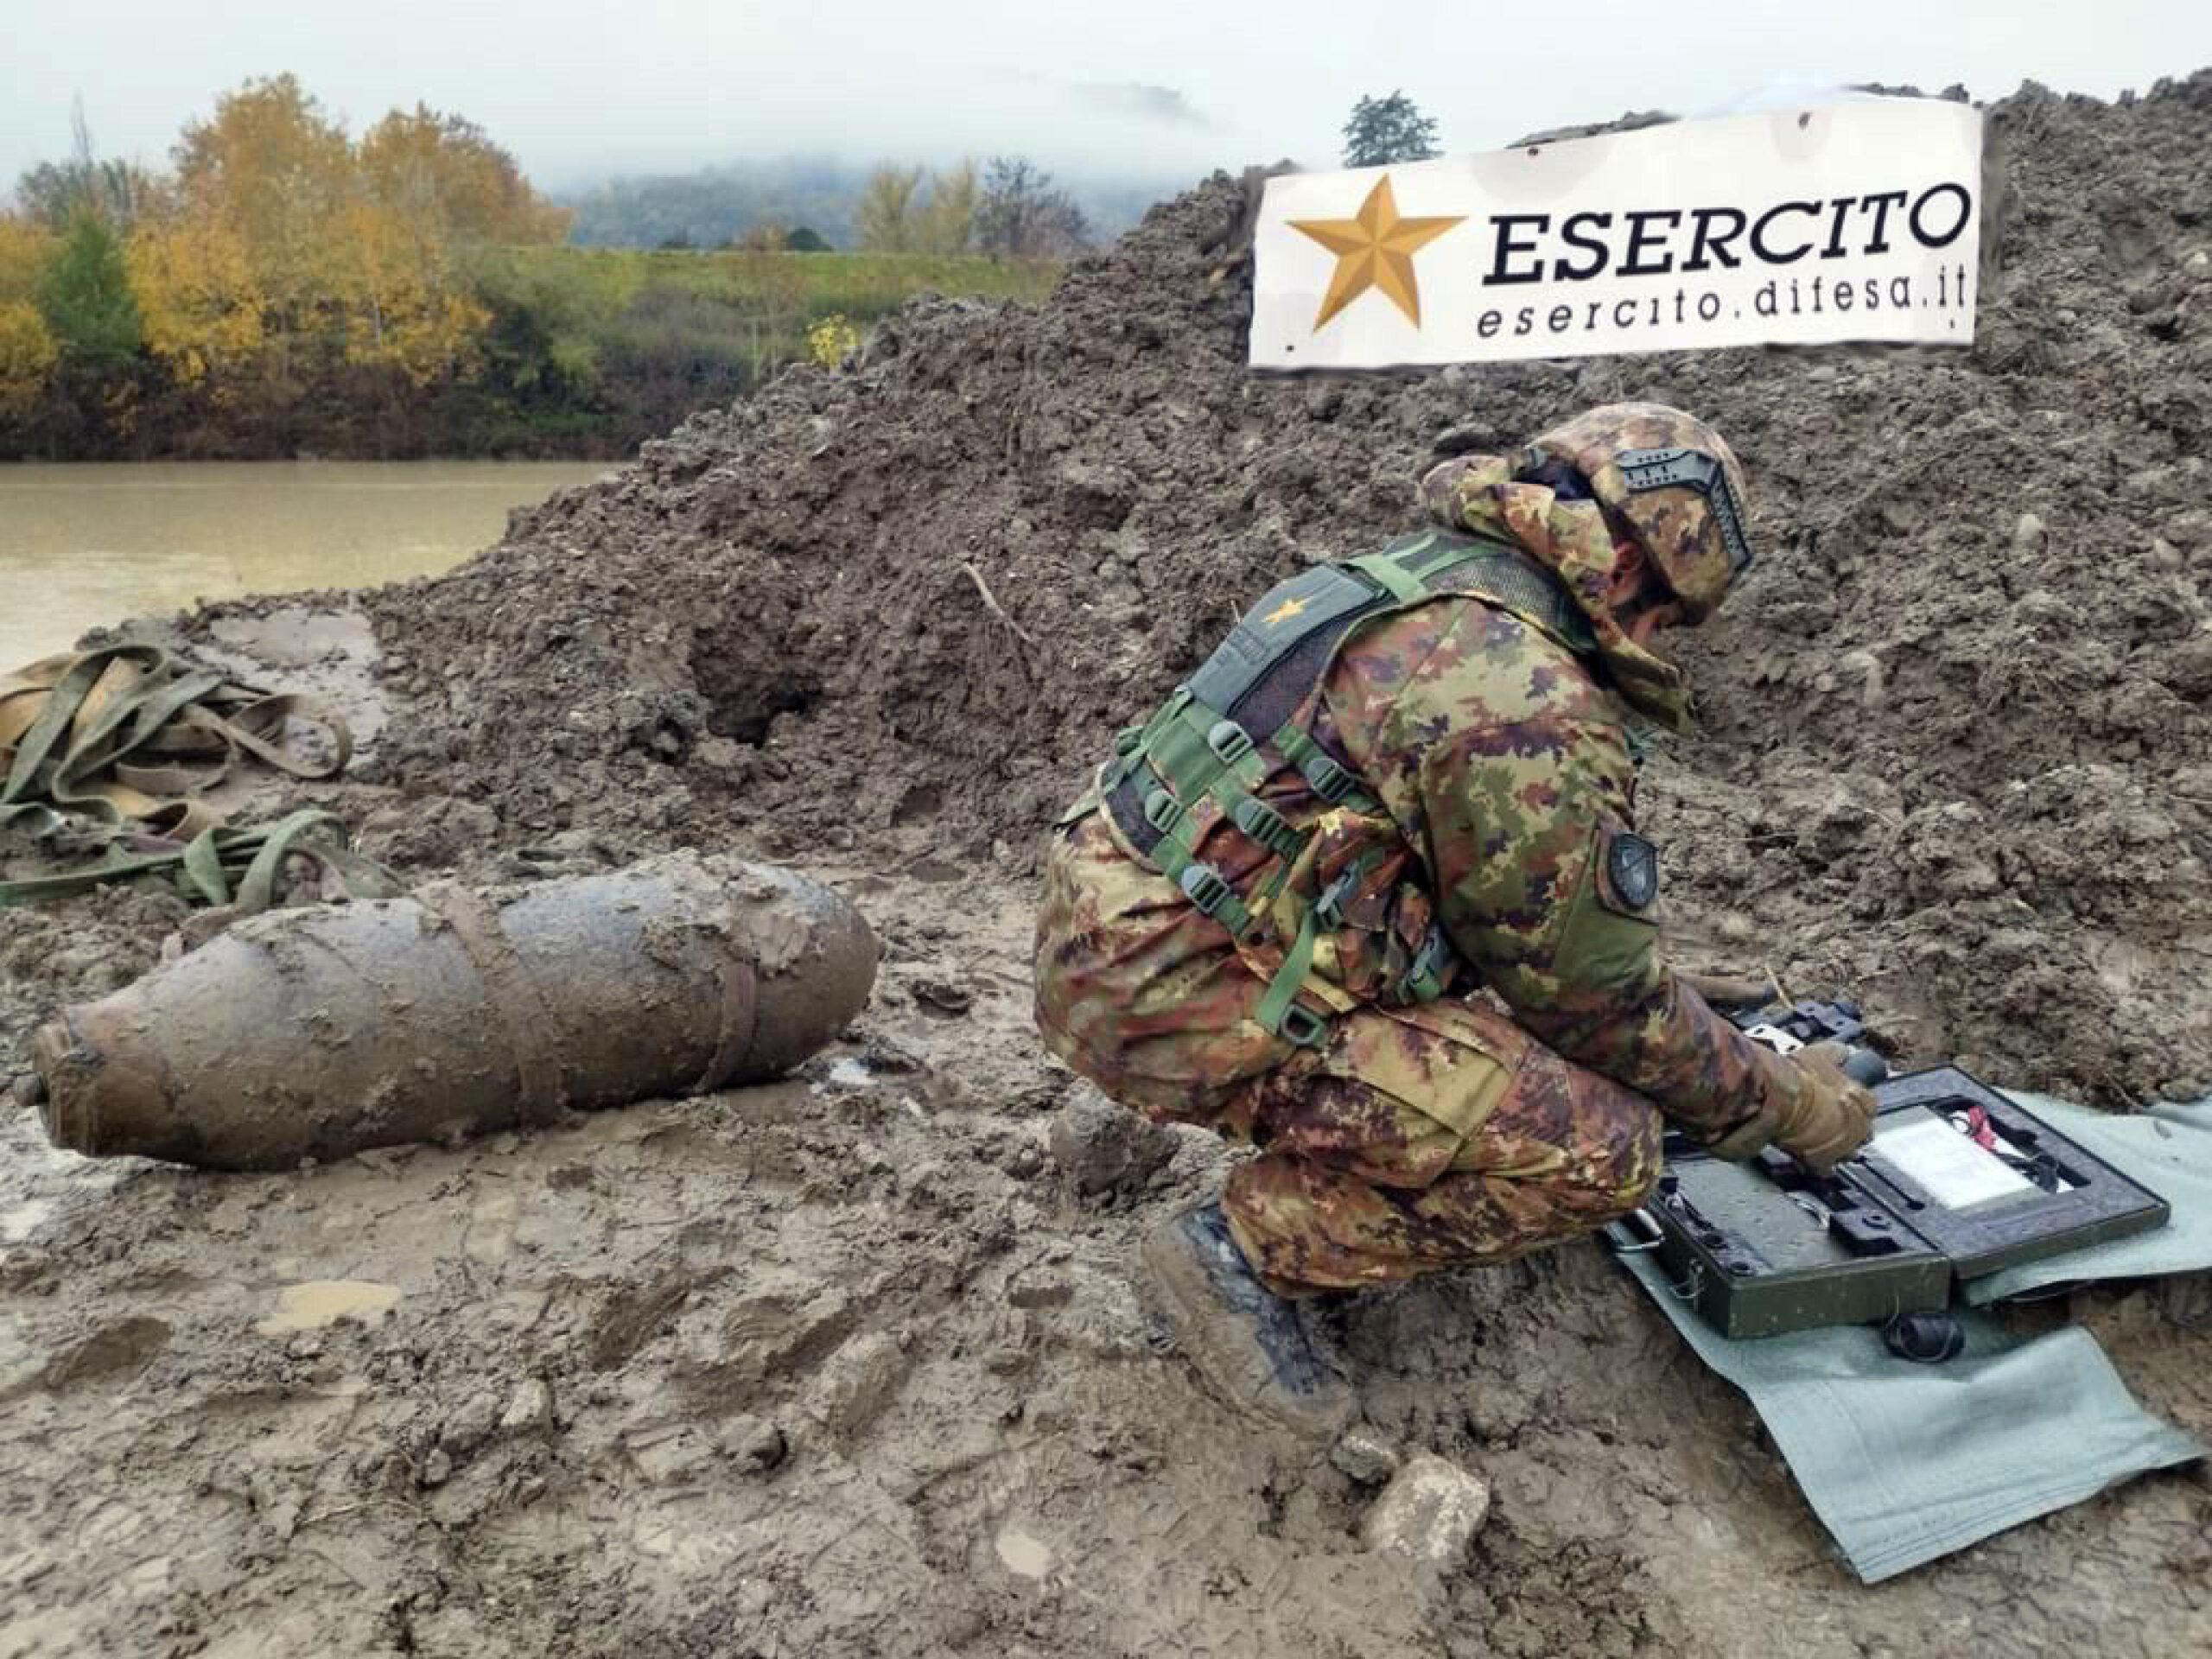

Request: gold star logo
left=1290, top=175, right=1465, bottom=332
left=1262, top=595, right=1310, bottom=628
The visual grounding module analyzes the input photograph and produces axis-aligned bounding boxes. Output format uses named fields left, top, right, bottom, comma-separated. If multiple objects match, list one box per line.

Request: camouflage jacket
left=1035, top=461, right=1803, bottom=1145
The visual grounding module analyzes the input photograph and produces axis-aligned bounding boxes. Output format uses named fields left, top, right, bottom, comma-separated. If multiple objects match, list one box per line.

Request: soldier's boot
left=1142, top=1201, right=1356, bottom=1439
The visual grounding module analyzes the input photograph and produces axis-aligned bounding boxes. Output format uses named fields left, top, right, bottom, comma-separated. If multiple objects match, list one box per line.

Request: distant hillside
left=560, top=157, right=1182, bottom=250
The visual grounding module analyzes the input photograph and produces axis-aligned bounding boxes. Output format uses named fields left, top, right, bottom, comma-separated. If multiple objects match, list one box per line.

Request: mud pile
left=350, top=75, right=2212, bottom=1103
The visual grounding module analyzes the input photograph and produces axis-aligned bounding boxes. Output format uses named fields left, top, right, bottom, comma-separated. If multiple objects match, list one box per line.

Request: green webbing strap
left=0, top=810, right=400, bottom=912
left=1151, top=697, right=1269, bottom=804
left=1273, top=725, right=1378, bottom=813
left=3, top=645, right=354, bottom=831
left=1346, top=550, right=1430, bottom=605
left=1104, top=686, right=1194, bottom=791
left=1255, top=903, right=1324, bottom=1041
left=54, top=669, right=226, bottom=804
left=2, top=645, right=166, bottom=816
left=1132, top=762, right=1258, bottom=937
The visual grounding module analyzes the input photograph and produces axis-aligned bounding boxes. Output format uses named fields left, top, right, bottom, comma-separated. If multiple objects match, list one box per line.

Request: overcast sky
left=7, top=1, right=2208, bottom=194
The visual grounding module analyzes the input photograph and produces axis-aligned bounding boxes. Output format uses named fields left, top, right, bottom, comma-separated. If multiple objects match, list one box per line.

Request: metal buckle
left=1178, top=863, right=1233, bottom=918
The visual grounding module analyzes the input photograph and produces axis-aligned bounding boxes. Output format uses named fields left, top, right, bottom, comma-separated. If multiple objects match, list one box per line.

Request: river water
left=0, top=460, right=615, bottom=671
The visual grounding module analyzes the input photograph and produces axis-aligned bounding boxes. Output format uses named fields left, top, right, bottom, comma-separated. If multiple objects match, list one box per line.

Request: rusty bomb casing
left=29, top=854, right=877, bottom=1169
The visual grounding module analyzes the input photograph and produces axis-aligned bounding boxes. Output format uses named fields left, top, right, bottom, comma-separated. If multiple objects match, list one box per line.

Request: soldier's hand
left=1674, top=968, right=1778, bottom=1009
left=1773, top=1042, right=1878, bottom=1174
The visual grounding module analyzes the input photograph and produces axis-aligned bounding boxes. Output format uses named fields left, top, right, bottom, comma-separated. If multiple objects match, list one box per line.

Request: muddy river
left=0, top=460, right=615, bottom=671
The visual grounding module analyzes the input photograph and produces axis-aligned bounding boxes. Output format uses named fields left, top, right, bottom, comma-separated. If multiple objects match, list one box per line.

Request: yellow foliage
left=173, top=74, right=353, bottom=322
left=127, top=219, right=263, bottom=385
left=335, top=199, right=488, bottom=385
left=806, top=313, right=861, bottom=368
left=918, top=162, right=978, bottom=257
left=0, top=299, right=59, bottom=417
left=0, top=219, right=54, bottom=305
left=855, top=165, right=925, bottom=253
left=359, top=105, right=572, bottom=247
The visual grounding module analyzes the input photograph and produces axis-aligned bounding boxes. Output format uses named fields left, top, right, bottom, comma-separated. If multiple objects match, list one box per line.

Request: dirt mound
left=353, top=74, right=2212, bottom=1102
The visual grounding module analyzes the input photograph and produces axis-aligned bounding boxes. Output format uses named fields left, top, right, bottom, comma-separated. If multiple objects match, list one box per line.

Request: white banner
left=1250, top=100, right=1983, bottom=369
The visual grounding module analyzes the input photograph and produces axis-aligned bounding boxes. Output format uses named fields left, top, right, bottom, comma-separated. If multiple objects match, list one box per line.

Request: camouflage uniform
left=1037, top=408, right=1823, bottom=1295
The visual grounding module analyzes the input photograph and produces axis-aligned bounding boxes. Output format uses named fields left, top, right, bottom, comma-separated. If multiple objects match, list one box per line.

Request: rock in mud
left=1329, top=1427, right=1402, bottom=1485
left=1361, top=1452, right=1492, bottom=1567
left=1047, top=1085, right=1178, bottom=1196
left=716, top=1414, right=787, bottom=1473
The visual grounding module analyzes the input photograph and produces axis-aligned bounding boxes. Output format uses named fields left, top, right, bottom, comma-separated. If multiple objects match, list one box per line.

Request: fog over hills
left=9, top=0, right=2209, bottom=211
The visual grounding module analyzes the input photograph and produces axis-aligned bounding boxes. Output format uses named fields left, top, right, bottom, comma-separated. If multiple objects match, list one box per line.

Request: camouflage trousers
left=1214, top=996, right=1664, bottom=1296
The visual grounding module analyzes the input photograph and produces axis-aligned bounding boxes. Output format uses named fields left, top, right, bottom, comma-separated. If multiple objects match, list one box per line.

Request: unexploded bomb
left=27, top=854, right=876, bottom=1169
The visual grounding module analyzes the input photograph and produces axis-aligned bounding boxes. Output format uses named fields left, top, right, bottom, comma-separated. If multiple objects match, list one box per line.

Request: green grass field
left=478, top=246, right=1062, bottom=340
left=427, top=246, right=1066, bottom=451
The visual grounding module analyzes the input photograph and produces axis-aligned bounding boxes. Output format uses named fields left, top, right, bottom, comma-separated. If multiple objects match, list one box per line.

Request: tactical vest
left=1085, top=526, right=1596, bottom=1048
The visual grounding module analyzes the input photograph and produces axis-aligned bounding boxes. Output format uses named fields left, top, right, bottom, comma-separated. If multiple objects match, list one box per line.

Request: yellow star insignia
left=1290, top=175, right=1465, bottom=332
left=1262, top=595, right=1310, bottom=628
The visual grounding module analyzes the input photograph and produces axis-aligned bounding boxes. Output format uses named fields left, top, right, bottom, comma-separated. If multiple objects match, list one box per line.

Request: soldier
left=1033, top=404, right=1877, bottom=1434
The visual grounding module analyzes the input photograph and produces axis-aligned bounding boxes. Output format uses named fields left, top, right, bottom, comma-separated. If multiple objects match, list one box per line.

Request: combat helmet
left=1519, top=403, right=1753, bottom=621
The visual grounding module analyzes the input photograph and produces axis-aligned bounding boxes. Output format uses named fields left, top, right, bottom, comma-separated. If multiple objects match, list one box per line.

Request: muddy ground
left=7, top=73, right=2212, bottom=1658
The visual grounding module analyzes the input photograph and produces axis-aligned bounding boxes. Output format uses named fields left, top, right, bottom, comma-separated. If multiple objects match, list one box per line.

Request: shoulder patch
left=1606, top=832, right=1660, bottom=912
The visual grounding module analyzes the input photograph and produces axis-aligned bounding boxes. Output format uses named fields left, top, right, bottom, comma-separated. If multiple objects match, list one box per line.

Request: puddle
left=255, top=1281, right=404, bottom=1334
left=821, top=1058, right=876, bottom=1090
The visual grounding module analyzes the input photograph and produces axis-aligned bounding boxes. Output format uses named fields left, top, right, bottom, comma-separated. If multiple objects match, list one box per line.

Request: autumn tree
left=975, top=158, right=1087, bottom=259
left=918, top=161, right=977, bottom=256
left=335, top=196, right=490, bottom=388
left=1342, top=91, right=1440, bottom=167
left=855, top=164, right=925, bottom=252
left=0, top=218, right=59, bottom=421
left=358, top=106, right=571, bottom=247
left=347, top=105, right=552, bottom=393
left=172, top=74, right=353, bottom=339
left=126, top=215, right=262, bottom=387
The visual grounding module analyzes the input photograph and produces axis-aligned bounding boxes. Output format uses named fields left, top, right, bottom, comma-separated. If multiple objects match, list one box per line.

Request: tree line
left=562, top=156, right=1154, bottom=257
left=0, top=82, right=1071, bottom=460
left=850, top=157, right=1090, bottom=258
left=0, top=78, right=1441, bottom=459
left=2, top=80, right=575, bottom=457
